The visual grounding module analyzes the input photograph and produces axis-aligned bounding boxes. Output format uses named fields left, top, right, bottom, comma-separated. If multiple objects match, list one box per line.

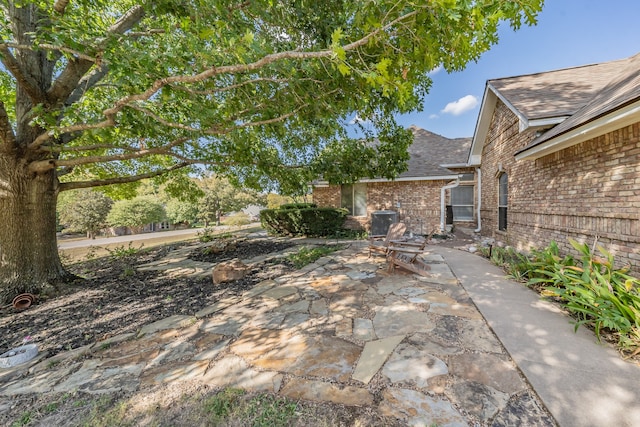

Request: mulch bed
left=0, top=240, right=297, bottom=358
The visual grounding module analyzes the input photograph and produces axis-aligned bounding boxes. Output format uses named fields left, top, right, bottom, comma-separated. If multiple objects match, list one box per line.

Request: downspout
left=474, top=168, right=482, bottom=232
left=440, top=179, right=460, bottom=232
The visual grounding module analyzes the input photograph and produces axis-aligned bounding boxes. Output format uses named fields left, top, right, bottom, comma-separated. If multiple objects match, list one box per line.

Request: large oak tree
left=0, top=0, right=542, bottom=302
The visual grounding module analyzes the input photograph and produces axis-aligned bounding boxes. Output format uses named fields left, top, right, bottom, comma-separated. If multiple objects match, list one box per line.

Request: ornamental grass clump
left=529, top=239, right=640, bottom=354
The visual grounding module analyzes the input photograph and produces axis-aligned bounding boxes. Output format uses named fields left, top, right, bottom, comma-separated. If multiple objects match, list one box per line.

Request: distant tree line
left=56, top=175, right=292, bottom=238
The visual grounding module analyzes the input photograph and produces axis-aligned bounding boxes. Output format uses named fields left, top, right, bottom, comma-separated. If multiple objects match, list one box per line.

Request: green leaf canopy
left=0, top=0, right=543, bottom=194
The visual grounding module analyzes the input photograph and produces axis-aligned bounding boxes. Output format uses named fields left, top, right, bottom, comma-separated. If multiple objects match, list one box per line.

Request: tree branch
left=0, top=45, right=45, bottom=102
left=31, top=9, right=416, bottom=149
left=65, top=65, right=110, bottom=106
left=47, top=5, right=145, bottom=105
left=29, top=136, right=190, bottom=173
left=0, top=101, right=16, bottom=149
left=41, top=141, right=141, bottom=153
left=29, top=117, right=115, bottom=149
left=170, top=77, right=322, bottom=95
left=237, top=104, right=308, bottom=128
left=58, top=161, right=194, bottom=192
left=0, top=42, right=97, bottom=62
left=126, top=29, right=166, bottom=37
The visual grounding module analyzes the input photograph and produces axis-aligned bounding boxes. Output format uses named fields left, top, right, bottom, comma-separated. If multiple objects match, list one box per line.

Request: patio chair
left=368, top=222, right=407, bottom=257
left=385, top=228, right=438, bottom=276
left=386, top=245, right=431, bottom=277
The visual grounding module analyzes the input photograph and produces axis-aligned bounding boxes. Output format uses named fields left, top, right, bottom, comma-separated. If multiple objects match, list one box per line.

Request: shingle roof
left=523, top=53, right=640, bottom=148
left=399, top=126, right=471, bottom=179
left=488, top=58, right=629, bottom=120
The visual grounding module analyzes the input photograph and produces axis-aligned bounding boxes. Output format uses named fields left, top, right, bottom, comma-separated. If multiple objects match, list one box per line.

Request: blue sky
left=392, top=0, right=640, bottom=139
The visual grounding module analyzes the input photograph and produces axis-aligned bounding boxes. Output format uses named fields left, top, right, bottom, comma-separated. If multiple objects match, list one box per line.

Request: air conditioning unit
left=370, top=210, right=399, bottom=235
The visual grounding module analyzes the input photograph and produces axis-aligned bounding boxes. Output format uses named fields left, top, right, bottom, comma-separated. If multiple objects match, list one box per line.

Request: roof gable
left=489, top=59, right=627, bottom=121
left=470, top=52, right=640, bottom=163
left=400, top=126, right=471, bottom=179
left=517, top=53, right=640, bottom=158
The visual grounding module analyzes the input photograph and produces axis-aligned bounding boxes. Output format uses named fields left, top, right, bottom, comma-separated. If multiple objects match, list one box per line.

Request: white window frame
left=451, top=185, right=474, bottom=221
left=498, top=173, right=508, bottom=231
left=341, top=183, right=367, bottom=217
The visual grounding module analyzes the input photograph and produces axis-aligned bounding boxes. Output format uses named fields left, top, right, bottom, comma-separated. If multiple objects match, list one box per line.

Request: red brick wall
left=312, top=180, right=453, bottom=235
left=480, top=99, right=640, bottom=272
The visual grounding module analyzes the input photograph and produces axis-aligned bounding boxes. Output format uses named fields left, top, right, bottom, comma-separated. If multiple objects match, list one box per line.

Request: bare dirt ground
left=1, top=239, right=296, bottom=358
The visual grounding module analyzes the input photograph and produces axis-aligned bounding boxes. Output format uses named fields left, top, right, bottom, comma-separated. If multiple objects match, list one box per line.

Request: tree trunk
left=0, top=155, right=68, bottom=304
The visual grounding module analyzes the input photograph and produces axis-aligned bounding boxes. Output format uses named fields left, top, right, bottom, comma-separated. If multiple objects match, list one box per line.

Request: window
left=451, top=186, right=474, bottom=221
left=341, top=183, right=367, bottom=216
left=498, top=173, right=508, bottom=231
left=459, top=173, right=475, bottom=182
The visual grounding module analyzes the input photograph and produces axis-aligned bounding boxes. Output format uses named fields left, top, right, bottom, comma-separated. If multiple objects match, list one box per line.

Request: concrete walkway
left=1, top=237, right=639, bottom=426
left=435, top=246, right=640, bottom=427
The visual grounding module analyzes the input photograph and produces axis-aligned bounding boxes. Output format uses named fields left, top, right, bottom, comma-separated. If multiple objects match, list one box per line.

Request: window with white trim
left=498, top=173, right=508, bottom=231
left=451, top=186, right=474, bottom=221
left=341, top=183, right=367, bottom=216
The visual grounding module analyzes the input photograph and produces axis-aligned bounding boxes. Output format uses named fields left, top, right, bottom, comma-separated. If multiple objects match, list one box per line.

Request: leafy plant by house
left=483, top=239, right=640, bottom=354
left=529, top=239, right=640, bottom=352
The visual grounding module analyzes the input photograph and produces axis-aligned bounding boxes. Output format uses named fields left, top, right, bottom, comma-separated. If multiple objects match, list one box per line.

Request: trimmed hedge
left=279, top=203, right=317, bottom=210
left=260, top=206, right=348, bottom=237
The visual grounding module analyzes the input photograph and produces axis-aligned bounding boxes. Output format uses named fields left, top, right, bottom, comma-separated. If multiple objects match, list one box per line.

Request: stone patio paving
left=0, top=239, right=555, bottom=426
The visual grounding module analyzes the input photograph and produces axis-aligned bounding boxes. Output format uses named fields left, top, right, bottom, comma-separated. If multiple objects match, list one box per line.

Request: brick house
left=312, top=126, right=474, bottom=235
left=469, top=53, right=640, bottom=271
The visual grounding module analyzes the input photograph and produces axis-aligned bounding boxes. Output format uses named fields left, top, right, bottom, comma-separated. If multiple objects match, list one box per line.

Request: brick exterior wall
left=312, top=177, right=475, bottom=236
left=480, top=99, right=640, bottom=272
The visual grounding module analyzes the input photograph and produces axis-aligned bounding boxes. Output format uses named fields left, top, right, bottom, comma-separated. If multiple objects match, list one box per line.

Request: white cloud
left=428, top=114, right=439, bottom=119
left=441, top=95, right=479, bottom=116
left=428, top=65, right=443, bottom=75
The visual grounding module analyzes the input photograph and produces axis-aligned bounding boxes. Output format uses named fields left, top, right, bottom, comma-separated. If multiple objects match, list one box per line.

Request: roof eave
left=486, top=81, right=533, bottom=132
left=468, top=85, right=496, bottom=166
left=515, top=100, right=640, bottom=161
left=312, top=175, right=460, bottom=186
left=527, top=116, right=570, bottom=129
left=439, top=163, right=469, bottom=168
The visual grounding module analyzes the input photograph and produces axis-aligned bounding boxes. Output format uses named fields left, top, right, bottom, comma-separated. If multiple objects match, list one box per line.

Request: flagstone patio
left=0, top=240, right=554, bottom=426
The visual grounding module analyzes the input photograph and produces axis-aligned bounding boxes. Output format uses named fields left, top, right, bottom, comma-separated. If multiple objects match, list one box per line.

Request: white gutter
left=474, top=168, right=482, bottom=232
left=440, top=179, right=460, bottom=232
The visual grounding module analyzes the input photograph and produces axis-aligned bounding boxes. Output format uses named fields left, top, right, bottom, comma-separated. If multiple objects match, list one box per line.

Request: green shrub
left=484, top=239, right=640, bottom=353
left=286, top=245, right=343, bottom=268
left=525, top=241, right=575, bottom=286
left=530, top=239, right=640, bottom=351
left=486, top=245, right=532, bottom=281
left=197, top=227, right=232, bottom=242
left=222, top=212, right=251, bottom=227
left=484, top=242, right=575, bottom=284
left=106, top=242, right=143, bottom=259
left=203, top=388, right=245, bottom=421
left=260, top=206, right=348, bottom=237
left=331, top=228, right=368, bottom=239
left=278, top=203, right=317, bottom=210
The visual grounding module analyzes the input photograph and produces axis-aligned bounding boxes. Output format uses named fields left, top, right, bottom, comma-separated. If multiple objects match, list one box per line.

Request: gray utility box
left=370, top=210, right=399, bottom=235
